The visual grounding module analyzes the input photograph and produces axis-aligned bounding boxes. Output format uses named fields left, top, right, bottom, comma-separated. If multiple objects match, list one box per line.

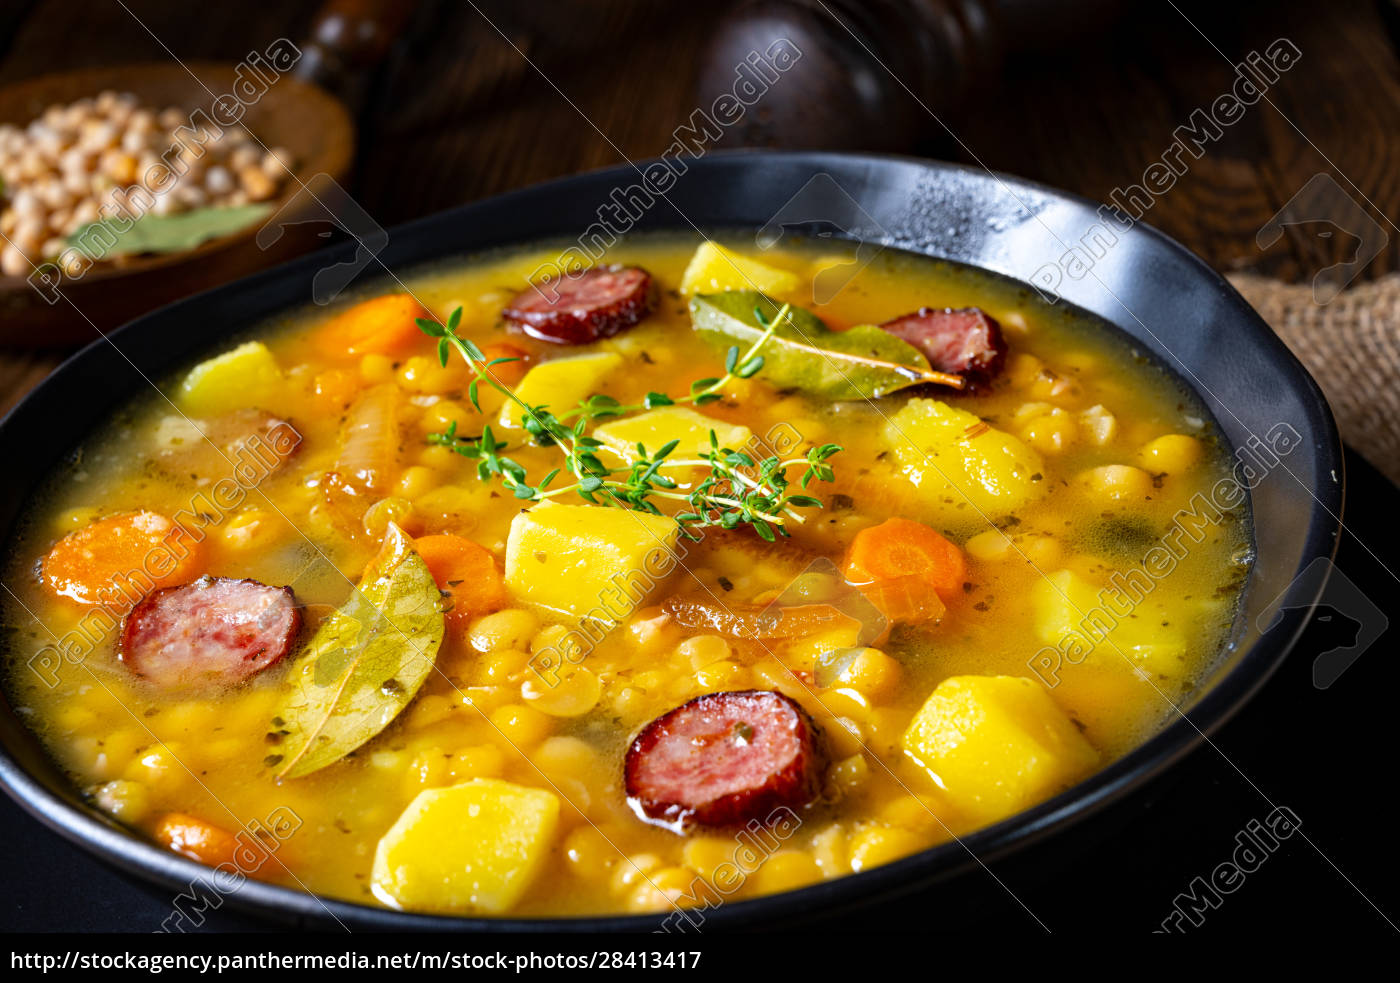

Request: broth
left=0, top=233, right=1250, bottom=917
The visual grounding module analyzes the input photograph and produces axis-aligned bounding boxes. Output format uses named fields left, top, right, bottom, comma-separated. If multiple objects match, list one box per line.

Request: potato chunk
left=371, top=779, right=560, bottom=914
left=1031, top=569, right=1188, bottom=677
left=885, top=398, right=1045, bottom=525
left=178, top=341, right=283, bottom=416
left=678, top=241, right=801, bottom=297
left=902, top=675, right=1098, bottom=825
left=498, top=352, right=622, bottom=429
left=593, top=406, right=752, bottom=464
left=504, top=502, right=680, bottom=621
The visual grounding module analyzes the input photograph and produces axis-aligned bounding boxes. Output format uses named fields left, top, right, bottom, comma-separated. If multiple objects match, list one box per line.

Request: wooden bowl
left=0, top=61, right=353, bottom=348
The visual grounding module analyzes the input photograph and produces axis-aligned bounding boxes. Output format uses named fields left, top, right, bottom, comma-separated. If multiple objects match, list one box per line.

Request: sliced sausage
left=502, top=265, right=655, bottom=344
left=120, top=576, right=300, bottom=690
left=879, top=307, right=1007, bottom=389
left=625, top=690, right=826, bottom=831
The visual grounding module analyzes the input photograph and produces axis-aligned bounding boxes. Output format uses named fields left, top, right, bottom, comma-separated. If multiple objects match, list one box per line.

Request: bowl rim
left=0, top=149, right=1344, bottom=932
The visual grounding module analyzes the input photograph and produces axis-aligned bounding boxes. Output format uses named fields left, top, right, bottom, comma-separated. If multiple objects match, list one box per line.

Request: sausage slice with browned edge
left=880, top=306, right=1008, bottom=389
left=625, top=690, right=826, bottom=831
left=120, top=576, right=300, bottom=690
left=502, top=265, right=655, bottom=344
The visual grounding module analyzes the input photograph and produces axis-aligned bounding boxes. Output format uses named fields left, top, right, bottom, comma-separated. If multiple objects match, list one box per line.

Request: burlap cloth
left=1228, top=272, right=1400, bottom=487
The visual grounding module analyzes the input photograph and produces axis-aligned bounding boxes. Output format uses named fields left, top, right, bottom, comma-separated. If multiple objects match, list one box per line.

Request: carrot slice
left=42, top=511, right=203, bottom=607
left=478, top=342, right=531, bottom=386
left=842, top=517, right=965, bottom=625
left=154, top=812, right=242, bottom=868
left=318, top=293, right=430, bottom=358
left=414, top=534, right=508, bottom=623
left=154, top=812, right=291, bottom=880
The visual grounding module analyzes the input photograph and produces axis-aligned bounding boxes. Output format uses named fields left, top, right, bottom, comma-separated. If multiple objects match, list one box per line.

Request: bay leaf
left=689, top=291, right=964, bottom=400
left=67, top=204, right=273, bottom=260
left=273, top=523, right=445, bottom=779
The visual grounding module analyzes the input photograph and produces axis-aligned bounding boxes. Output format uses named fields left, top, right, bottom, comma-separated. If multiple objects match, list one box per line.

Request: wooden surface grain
left=2, top=0, right=1399, bottom=938
left=2, top=0, right=1398, bottom=413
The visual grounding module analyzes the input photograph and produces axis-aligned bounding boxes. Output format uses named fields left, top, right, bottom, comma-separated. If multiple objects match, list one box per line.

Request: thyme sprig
left=554, top=313, right=771, bottom=427
left=416, top=302, right=841, bottom=539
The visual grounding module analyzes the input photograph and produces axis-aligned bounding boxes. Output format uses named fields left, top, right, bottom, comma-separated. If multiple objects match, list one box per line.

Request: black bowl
left=0, top=151, right=1342, bottom=931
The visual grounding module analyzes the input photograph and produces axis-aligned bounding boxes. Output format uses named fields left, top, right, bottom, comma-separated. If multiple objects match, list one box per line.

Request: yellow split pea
left=0, top=233, right=1250, bottom=918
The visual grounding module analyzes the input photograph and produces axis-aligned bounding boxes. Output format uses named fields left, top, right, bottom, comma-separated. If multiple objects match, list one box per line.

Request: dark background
left=0, top=0, right=1397, bottom=935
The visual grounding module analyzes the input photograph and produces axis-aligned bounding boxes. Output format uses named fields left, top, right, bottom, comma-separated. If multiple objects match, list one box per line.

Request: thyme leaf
left=416, top=302, right=841, bottom=537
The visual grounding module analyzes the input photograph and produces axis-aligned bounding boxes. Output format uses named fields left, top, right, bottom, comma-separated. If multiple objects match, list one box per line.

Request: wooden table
left=2, top=0, right=1400, bottom=936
